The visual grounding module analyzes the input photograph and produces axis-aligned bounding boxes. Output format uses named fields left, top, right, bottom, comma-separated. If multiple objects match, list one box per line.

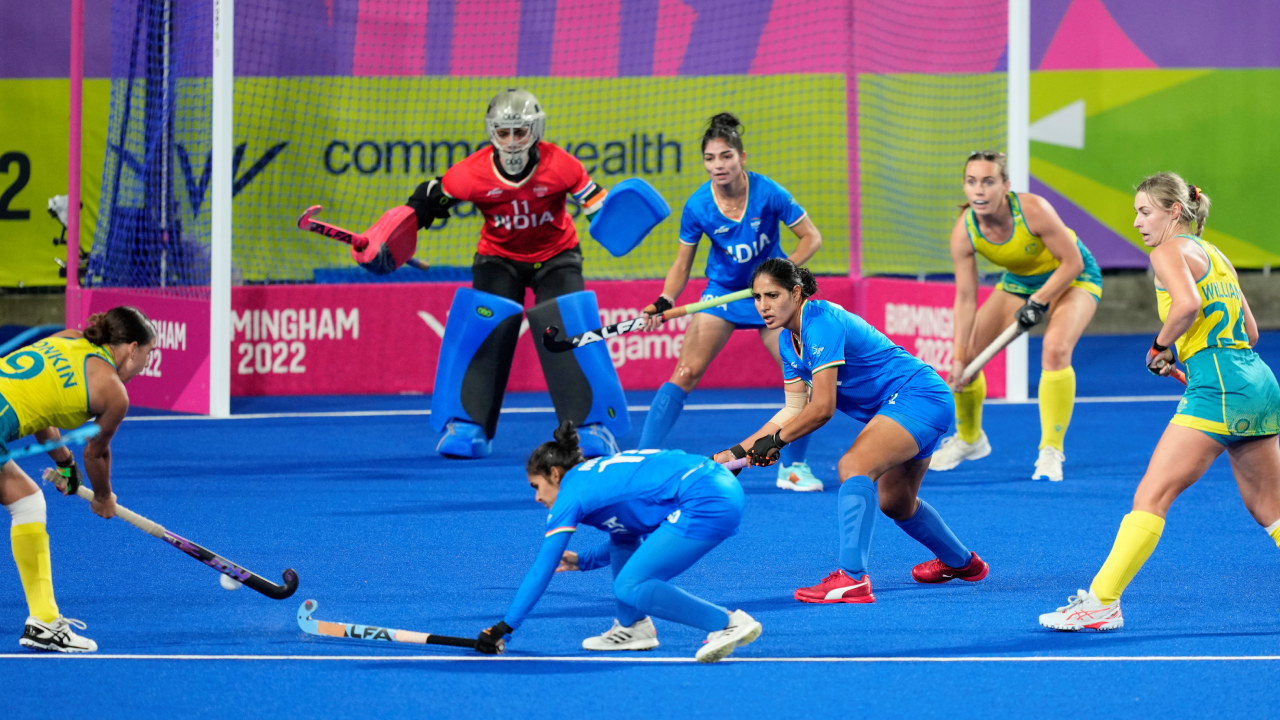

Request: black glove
left=748, top=433, right=787, bottom=467
left=406, top=178, right=456, bottom=230
left=476, top=621, right=511, bottom=655
left=646, top=296, right=673, bottom=318
left=55, top=457, right=83, bottom=496
left=1015, top=298, right=1049, bottom=329
left=1146, top=339, right=1175, bottom=377
left=722, top=444, right=747, bottom=476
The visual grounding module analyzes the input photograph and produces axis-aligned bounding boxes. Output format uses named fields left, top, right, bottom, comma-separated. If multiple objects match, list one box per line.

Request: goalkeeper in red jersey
left=406, top=88, right=629, bottom=460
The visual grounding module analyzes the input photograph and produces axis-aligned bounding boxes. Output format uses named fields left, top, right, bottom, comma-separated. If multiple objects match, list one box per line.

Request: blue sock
left=838, top=475, right=878, bottom=577
left=639, top=383, right=688, bottom=449
left=894, top=498, right=971, bottom=568
left=779, top=433, right=811, bottom=467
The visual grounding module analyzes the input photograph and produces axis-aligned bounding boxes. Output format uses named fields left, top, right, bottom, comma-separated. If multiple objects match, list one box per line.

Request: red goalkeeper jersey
left=440, top=142, right=606, bottom=263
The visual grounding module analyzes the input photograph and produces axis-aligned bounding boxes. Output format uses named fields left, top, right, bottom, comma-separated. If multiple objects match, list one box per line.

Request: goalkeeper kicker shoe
left=1032, top=446, right=1065, bottom=482
left=912, top=552, right=989, bottom=584
left=1039, top=589, right=1123, bottom=632
left=929, top=432, right=991, bottom=471
left=577, top=423, right=620, bottom=458
left=695, top=610, right=762, bottom=663
left=794, top=569, right=875, bottom=604
left=582, top=617, right=659, bottom=651
left=437, top=421, right=491, bottom=459
left=20, top=616, right=97, bottom=653
left=777, top=462, right=824, bottom=492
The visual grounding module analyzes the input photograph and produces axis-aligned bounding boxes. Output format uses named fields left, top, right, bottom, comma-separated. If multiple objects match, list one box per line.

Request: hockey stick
left=296, top=205, right=428, bottom=270
left=722, top=457, right=749, bottom=472
left=297, top=599, right=482, bottom=650
left=40, top=469, right=299, bottom=600
left=0, top=424, right=100, bottom=464
left=543, top=288, right=753, bottom=352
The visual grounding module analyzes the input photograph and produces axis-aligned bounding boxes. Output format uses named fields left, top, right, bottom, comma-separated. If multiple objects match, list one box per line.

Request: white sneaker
left=582, top=617, right=659, bottom=651
left=1032, top=446, right=1065, bottom=481
left=1039, top=589, right=1123, bottom=632
left=928, top=432, right=992, bottom=471
left=19, top=616, right=98, bottom=653
left=695, top=609, right=762, bottom=663
left=776, top=462, right=824, bottom=492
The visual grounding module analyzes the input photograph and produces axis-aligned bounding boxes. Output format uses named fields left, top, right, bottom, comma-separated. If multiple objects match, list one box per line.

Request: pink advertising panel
left=78, top=289, right=213, bottom=414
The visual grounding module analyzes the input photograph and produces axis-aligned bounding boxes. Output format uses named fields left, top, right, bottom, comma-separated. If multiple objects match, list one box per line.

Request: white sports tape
left=5, top=491, right=46, bottom=527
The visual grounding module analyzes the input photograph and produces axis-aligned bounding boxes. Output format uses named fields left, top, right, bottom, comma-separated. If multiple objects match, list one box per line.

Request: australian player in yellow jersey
left=0, top=306, right=156, bottom=651
left=933, top=150, right=1103, bottom=481
left=1040, top=173, right=1280, bottom=631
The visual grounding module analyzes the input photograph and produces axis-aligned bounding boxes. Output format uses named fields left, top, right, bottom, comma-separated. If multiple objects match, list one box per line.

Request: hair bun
left=553, top=420, right=580, bottom=450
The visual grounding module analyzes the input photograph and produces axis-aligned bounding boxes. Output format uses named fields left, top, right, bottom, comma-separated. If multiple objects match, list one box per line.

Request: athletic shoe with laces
left=582, top=616, right=659, bottom=651
left=776, top=462, right=824, bottom=492
left=19, top=616, right=97, bottom=653
left=1032, top=446, right=1065, bottom=481
left=912, top=551, right=989, bottom=584
left=1039, top=588, right=1123, bottom=631
left=928, top=432, right=992, bottom=471
left=794, top=569, right=874, bottom=604
left=694, top=609, right=762, bottom=663
left=577, top=423, right=621, bottom=458
left=436, top=421, right=491, bottom=459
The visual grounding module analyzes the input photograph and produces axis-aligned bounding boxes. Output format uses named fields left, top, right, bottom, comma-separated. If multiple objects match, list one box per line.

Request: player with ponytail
left=639, top=112, right=827, bottom=492
left=715, top=259, right=987, bottom=605
left=0, top=305, right=156, bottom=652
left=1040, top=173, right=1280, bottom=631
left=476, top=421, right=761, bottom=663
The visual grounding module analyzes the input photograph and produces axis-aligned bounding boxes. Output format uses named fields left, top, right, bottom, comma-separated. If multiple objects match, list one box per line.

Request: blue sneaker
left=776, top=462, right=824, bottom=492
left=437, top=421, right=491, bottom=459
left=577, top=423, right=620, bottom=458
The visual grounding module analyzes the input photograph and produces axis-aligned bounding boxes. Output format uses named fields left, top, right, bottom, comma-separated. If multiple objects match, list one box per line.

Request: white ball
left=219, top=574, right=243, bottom=591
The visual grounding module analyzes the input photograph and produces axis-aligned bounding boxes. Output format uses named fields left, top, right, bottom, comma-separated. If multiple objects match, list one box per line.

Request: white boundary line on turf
left=1, top=654, right=1278, bottom=662
left=121, top=397, right=1181, bottom=422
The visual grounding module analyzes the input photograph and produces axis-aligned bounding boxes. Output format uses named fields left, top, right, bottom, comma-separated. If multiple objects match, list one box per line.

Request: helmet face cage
left=485, top=89, right=546, bottom=155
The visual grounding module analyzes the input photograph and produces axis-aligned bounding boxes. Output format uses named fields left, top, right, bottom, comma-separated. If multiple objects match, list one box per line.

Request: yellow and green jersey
left=964, top=192, right=1102, bottom=299
left=1156, top=235, right=1251, bottom=363
left=0, top=337, right=114, bottom=438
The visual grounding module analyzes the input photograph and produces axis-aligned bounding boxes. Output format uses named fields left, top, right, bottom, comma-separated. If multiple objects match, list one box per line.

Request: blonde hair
left=959, top=150, right=1008, bottom=211
left=1136, top=172, right=1211, bottom=236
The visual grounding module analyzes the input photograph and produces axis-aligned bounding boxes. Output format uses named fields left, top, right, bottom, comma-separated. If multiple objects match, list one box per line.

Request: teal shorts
left=998, top=239, right=1103, bottom=301
left=0, top=392, right=20, bottom=458
left=1173, top=348, right=1280, bottom=442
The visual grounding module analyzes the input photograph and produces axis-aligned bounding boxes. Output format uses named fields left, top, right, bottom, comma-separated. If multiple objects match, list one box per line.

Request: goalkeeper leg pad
left=354, top=206, right=418, bottom=275
left=430, top=288, right=525, bottom=439
left=526, top=291, right=631, bottom=440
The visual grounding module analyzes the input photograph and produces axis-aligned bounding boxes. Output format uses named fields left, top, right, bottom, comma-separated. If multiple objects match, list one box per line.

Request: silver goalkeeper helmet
left=485, top=88, right=545, bottom=176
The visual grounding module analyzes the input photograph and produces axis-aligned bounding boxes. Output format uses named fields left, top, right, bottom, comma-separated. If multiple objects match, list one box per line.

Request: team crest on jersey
left=750, top=218, right=761, bottom=230
left=532, top=185, right=549, bottom=197
left=1024, top=243, right=1037, bottom=254
left=486, top=188, right=504, bottom=197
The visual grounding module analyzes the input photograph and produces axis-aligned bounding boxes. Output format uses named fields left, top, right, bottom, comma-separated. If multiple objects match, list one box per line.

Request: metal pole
left=209, top=0, right=233, bottom=417
left=67, top=0, right=84, bottom=329
left=1005, top=0, right=1030, bottom=402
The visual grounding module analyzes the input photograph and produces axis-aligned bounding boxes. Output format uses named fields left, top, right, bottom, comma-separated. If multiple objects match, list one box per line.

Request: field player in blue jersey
left=474, top=422, right=761, bottom=663
left=639, top=113, right=826, bottom=491
left=715, top=259, right=988, bottom=603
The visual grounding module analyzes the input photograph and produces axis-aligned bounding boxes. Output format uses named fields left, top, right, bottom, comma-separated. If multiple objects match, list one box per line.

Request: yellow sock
left=955, top=370, right=986, bottom=443
left=1038, top=367, right=1076, bottom=451
left=1090, top=511, right=1165, bottom=604
left=12, top=523, right=59, bottom=623
left=1267, top=520, right=1280, bottom=548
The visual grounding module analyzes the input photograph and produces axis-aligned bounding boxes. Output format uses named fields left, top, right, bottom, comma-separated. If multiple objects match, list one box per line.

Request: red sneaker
left=911, top=552, right=989, bottom=584
left=794, top=570, right=875, bottom=604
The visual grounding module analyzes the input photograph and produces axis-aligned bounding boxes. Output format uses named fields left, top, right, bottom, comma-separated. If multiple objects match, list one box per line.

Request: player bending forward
left=406, top=88, right=627, bottom=459
left=474, top=423, right=761, bottom=663
left=0, top=306, right=156, bottom=651
left=1040, top=174, right=1280, bottom=631
left=715, top=259, right=988, bottom=603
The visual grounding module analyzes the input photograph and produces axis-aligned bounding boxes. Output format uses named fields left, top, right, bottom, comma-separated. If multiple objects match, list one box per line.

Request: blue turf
left=5, top=336, right=1280, bottom=718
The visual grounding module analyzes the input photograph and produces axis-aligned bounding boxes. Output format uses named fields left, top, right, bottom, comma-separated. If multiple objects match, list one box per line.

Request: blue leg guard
left=612, top=525, right=728, bottom=633
left=430, top=288, right=525, bottom=456
left=638, top=382, right=687, bottom=449
left=526, top=291, right=630, bottom=456
left=838, top=476, right=878, bottom=577
left=895, top=498, right=971, bottom=568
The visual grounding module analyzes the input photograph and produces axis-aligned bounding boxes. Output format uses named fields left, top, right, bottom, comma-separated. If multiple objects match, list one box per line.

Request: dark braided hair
left=526, top=420, right=585, bottom=478
left=702, top=112, right=745, bottom=153
left=83, top=306, right=156, bottom=347
left=751, top=258, right=818, bottom=299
